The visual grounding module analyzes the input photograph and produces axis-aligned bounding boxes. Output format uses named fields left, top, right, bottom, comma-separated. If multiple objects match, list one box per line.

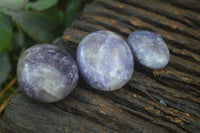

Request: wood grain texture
left=0, top=0, right=200, bottom=132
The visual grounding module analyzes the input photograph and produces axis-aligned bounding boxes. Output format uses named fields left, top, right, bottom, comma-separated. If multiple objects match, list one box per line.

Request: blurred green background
left=0, top=0, right=86, bottom=115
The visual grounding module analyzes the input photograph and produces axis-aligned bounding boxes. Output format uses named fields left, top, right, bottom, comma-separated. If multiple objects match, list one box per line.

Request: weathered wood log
left=0, top=0, right=200, bottom=132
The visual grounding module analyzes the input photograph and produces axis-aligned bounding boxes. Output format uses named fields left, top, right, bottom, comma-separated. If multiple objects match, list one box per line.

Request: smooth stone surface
left=77, top=30, right=134, bottom=91
left=127, top=30, right=170, bottom=69
left=17, top=44, right=79, bottom=103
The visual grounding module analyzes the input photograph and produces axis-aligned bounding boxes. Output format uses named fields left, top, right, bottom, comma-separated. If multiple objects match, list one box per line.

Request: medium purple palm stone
left=17, top=44, right=79, bottom=103
left=127, top=30, right=170, bottom=69
left=77, top=30, right=134, bottom=91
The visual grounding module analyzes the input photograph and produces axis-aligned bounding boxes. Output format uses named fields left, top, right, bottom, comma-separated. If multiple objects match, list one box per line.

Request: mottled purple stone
left=17, top=44, right=79, bottom=103
left=77, top=31, right=134, bottom=91
left=127, top=30, right=170, bottom=69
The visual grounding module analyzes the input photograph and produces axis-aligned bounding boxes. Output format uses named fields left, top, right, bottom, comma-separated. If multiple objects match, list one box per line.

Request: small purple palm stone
left=17, top=44, right=79, bottom=103
left=127, top=30, right=170, bottom=69
left=77, top=30, right=134, bottom=91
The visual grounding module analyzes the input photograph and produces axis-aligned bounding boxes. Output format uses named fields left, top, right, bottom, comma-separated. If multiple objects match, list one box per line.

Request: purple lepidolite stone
left=17, top=44, right=79, bottom=103
left=127, top=30, right=170, bottom=69
left=77, top=31, right=134, bottom=91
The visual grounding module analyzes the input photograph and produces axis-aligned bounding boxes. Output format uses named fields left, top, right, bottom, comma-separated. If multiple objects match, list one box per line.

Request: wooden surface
left=0, top=0, right=200, bottom=132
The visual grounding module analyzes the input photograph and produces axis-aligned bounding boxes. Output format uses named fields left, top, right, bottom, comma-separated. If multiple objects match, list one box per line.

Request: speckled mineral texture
left=77, top=31, right=134, bottom=91
left=127, top=30, right=170, bottom=69
left=17, top=44, right=79, bottom=103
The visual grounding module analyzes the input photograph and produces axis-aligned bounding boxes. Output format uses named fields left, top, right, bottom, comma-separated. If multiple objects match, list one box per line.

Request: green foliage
left=6, top=10, right=60, bottom=42
left=0, top=52, right=11, bottom=85
left=0, top=0, right=26, bottom=11
left=65, top=0, right=82, bottom=27
left=0, top=14, right=13, bottom=53
left=26, top=0, right=58, bottom=11
left=13, top=30, right=24, bottom=48
left=43, top=7, right=64, bottom=25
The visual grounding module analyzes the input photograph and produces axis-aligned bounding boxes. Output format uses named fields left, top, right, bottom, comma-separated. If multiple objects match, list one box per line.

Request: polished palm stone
left=77, top=30, right=134, bottom=91
left=127, top=30, right=170, bottom=69
left=17, top=44, right=79, bottom=103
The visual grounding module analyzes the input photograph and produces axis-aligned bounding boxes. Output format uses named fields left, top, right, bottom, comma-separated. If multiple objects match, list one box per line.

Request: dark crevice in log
left=79, top=81, right=161, bottom=121
left=119, top=91, right=199, bottom=133
left=128, top=72, right=200, bottom=116
left=163, top=0, right=200, bottom=13
left=122, top=106, right=187, bottom=133
left=165, top=39, right=200, bottom=56
left=56, top=88, right=150, bottom=132
left=148, top=84, right=200, bottom=108
left=54, top=98, right=120, bottom=132
left=168, top=46, right=200, bottom=66
left=74, top=20, right=134, bottom=38
left=125, top=84, right=157, bottom=104
left=153, top=68, right=200, bottom=95
left=96, top=0, right=198, bottom=31
left=168, top=55, right=200, bottom=77
left=143, top=88, right=200, bottom=119
left=155, top=76, right=200, bottom=96
left=97, top=97, right=171, bottom=132
left=116, top=0, right=200, bottom=28
left=80, top=15, right=131, bottom=38
left=100, top=91, right=188, bottom=133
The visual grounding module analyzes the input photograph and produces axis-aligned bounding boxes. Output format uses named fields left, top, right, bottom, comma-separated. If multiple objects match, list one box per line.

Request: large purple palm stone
left=17, top=44, right=79, bottom=103
left=77, top=31, right=134, bottom=91
left=127, top=30, right=170, bottom=69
